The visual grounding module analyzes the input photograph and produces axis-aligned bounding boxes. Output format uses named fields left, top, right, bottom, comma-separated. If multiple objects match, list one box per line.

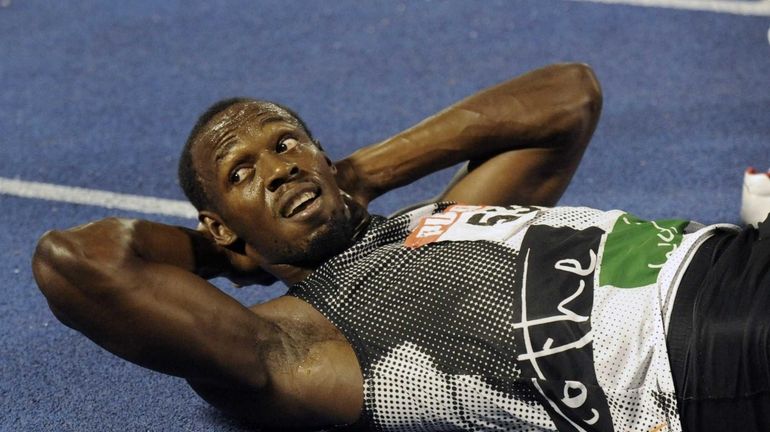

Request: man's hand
left=195, top=222, right=278, bottom=286
left=222, top=249, right=279, bottom=287
left=333, top=157, right=374, bottom=208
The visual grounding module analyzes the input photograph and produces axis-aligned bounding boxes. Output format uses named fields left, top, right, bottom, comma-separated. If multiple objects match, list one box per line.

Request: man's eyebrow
left=214, top=134, right=240, bottom=164
left=258, top=114, right=290, bottom=128
left=212, top=114, right=295, bottom=164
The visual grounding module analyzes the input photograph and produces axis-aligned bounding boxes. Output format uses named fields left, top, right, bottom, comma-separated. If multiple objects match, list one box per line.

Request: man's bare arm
left=32, top=219, right=275, bottom=384
left=30, top=219, right=351, bottom=427
left=336, top=63, right=602, bottom=207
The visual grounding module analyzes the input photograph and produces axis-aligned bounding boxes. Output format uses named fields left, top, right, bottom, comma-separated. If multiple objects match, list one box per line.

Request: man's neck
left=274, top=205, right=372, bottom=286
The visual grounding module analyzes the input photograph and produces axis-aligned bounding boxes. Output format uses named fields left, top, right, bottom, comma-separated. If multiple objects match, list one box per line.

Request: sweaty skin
left=32, top=63, right=602, bottom=430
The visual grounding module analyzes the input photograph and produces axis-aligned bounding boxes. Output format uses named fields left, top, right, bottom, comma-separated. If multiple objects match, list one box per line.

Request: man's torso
left=260, top=203, right=731, bottom=431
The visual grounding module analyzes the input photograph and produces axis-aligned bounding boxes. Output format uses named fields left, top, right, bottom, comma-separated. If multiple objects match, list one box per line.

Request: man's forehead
left=209, top=101, right=298, bottom=133
left=192, top=102, right=299, bottom=177
left=197, top=102, right=298, bottom=156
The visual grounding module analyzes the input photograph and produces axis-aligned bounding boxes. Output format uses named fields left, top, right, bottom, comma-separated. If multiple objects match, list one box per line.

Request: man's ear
left=199, top=211, right=238, bottom=246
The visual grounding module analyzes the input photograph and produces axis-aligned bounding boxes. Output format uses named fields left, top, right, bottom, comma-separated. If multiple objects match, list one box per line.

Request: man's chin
left=284, top=216, right=355, bottom=267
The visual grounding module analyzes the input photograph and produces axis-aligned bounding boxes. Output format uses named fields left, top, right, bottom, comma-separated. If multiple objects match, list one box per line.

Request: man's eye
left=276, top=137, right=299, bottom=153
left=229, top=167, right=251, bottom=184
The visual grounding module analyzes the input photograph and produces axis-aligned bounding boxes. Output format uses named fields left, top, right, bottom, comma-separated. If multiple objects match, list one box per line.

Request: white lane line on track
left=0, top=177, right=197, bottom=219
left=569, top=0, right=770, bottom=16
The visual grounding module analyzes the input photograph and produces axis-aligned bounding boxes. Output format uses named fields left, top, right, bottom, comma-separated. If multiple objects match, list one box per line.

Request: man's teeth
left=286, top=191, right=318, bottom=216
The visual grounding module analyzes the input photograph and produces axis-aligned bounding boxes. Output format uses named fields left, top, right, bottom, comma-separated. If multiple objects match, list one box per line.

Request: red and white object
left=741, top=167, right=770, bottom=227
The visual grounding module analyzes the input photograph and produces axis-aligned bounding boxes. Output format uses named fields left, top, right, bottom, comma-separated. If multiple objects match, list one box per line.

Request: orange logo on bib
left=404, top=205, right=486, bottom=248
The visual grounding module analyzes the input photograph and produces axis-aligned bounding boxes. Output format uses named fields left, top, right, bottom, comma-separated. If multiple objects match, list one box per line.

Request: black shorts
left=668, top=218, right=770, bottom=432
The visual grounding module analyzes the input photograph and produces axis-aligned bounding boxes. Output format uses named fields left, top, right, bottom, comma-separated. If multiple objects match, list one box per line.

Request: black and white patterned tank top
left=288, top=202, right=732, bottom=431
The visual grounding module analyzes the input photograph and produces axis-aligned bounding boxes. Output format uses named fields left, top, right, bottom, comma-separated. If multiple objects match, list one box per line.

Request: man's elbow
left=32, top=219, right=135, bottom=316
left=32, top=230, right=83, bottom=327
left=564, top=63, right=603, bottom=122
left=556, top=63, right=603, bottom=147
left=33, top=230, right=75, bottom=297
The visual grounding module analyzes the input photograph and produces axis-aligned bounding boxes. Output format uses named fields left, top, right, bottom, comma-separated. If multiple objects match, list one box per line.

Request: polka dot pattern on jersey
left=288, top=203, right=699, bottom=431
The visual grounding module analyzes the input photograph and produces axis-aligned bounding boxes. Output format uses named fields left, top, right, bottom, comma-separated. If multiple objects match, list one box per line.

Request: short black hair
left=178, top=98, right=315, bottom=212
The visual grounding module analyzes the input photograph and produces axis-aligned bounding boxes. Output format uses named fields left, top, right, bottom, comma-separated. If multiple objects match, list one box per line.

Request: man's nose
left=263, top=154, right=299, bottom=192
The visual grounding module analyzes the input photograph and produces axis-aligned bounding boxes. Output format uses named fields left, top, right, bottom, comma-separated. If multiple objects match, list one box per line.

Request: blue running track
left=1, top=1, right=769, bottom=430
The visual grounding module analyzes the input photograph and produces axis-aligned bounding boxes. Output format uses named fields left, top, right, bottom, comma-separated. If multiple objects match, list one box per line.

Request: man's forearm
left=129, top=219, right=232, bottom=279
left=32, top=218, right=276, bottom=387
left=338, top=63, right=601, bottom=203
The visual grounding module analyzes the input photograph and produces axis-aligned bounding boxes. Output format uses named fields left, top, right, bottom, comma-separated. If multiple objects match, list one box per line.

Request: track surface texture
left=1, top=1, right=769, bottom=430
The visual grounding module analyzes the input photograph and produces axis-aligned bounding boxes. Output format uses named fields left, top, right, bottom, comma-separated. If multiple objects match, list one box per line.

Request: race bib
left=404, top=204, right=540, bottom=248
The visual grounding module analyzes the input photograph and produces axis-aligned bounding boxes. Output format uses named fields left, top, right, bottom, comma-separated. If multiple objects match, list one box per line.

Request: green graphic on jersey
left=600, top=214, right=689, bottom=288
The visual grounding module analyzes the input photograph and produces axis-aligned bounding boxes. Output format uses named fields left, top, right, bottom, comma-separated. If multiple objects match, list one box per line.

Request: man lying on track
left=32, top=63, right=770, bottom=432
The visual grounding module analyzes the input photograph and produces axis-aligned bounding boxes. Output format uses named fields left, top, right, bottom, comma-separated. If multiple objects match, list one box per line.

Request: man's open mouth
left=279, top=184, right=322, bottom=218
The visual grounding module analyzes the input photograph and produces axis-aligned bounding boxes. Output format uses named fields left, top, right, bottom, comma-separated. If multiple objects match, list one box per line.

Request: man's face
left=193, top=102, right=354, bottom=266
